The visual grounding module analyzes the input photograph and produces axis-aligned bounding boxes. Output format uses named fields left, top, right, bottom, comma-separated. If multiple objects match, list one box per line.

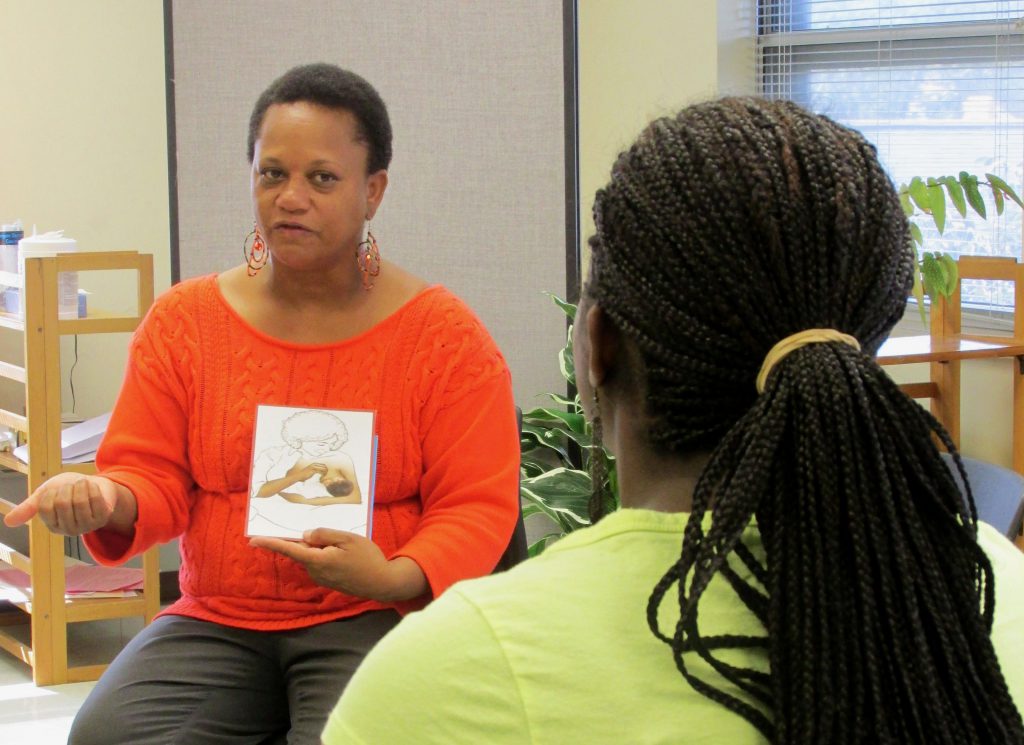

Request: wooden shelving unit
left=0, top=250, right=159, bottom=685
left=877, top=255, right=1024, bottom=475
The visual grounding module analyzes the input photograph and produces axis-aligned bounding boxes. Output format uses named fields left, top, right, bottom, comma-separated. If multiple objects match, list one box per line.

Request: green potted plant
left=900, top=172, right=1023, bottom=317
left=519, top=295, right=617, bottom=555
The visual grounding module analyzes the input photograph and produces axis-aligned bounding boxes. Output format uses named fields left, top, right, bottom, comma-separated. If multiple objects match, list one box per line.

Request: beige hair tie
left=756, top=328, right=861, bottom=394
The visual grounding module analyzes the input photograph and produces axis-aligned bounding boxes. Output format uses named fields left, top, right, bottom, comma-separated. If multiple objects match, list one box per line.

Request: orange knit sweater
left=83, top=276, right=520, bottom=630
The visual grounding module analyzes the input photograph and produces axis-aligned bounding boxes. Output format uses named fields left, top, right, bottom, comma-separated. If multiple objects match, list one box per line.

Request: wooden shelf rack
left=0, top=251, right=159, bottom=684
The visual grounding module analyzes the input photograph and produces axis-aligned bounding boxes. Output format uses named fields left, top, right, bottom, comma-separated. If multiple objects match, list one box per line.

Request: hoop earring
left=243, top=223, right=268, bottom=276
left=588, top=389, right=610, bottom=525
left=356, top=224, right=382, bottom=290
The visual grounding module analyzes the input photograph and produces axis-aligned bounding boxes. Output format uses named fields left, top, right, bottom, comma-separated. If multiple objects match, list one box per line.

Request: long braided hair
left=586, top=97, right=1024, bottom=743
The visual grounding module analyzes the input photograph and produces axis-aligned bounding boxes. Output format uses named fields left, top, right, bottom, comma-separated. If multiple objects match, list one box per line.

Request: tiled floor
left=0, top=616, right=142, bottom=743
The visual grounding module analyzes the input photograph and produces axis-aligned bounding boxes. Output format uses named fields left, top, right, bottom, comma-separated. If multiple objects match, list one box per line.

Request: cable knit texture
left=83, top=276, right=520, bottom=630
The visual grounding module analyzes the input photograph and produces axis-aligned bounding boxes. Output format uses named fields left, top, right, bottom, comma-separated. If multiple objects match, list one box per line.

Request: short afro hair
left=247, top=63, right=392, bottom=173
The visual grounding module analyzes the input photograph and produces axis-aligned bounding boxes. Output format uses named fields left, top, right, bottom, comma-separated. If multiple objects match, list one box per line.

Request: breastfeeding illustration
left=247, top=406, right=376, bottom=540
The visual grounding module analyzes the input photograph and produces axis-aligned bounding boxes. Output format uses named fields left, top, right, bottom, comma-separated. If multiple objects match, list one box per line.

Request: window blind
left=758, top=1, right=1024, bottom=311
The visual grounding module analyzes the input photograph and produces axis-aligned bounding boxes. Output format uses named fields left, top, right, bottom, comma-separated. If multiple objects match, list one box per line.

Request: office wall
left=0, top=1, right=172, bottom=404
left=0, top=2, right=171, bottom=289
left=718, top=0, right=758, bottom=97
left=957, top=360, right=1015, bottom=467
left=0, top=0, right=174, bottom=564
left=577, top=0, right=719, bottom=267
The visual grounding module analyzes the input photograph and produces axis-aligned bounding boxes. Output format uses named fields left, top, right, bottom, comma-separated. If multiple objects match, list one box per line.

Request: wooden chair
left=878, top=256, right=1024, bottom=463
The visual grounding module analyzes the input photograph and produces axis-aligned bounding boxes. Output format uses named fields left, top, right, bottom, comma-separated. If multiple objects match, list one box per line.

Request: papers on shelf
left=0, top=561, right=142, bottom=603
left=13, top=411, right=111, bottom=464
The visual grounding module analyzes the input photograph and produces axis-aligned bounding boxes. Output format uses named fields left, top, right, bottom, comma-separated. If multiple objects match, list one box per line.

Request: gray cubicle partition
left=166, top=0, right=576, bottom=405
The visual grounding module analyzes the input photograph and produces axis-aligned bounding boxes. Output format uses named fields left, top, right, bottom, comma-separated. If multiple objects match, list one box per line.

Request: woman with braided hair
left=322, top=97, right=1024, bottom=744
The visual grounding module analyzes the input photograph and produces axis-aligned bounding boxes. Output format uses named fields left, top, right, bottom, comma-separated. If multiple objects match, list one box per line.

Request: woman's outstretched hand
left=249, top=529, right=428, bottom=602
left=3, top=472, right=135, bottom=535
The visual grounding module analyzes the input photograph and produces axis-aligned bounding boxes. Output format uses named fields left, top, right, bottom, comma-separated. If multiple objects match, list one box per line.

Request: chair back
left=941, top=452, right=1024, bottom=540
left=493, top=406, right=529, bottom=572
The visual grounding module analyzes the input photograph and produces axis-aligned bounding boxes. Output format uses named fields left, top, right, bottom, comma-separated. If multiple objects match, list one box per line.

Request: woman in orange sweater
left=4, top=63, right=520, bottom=744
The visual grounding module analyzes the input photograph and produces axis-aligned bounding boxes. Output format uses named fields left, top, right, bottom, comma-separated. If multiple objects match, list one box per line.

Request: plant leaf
left=520, top=422, right=572, bottom=464
left=520, top=456, right=551, bottom=477
left=985, top=173, right=1024, bottom=209
left=521, top=467, right=592, bottom=532
left=993, top=183, right=1005, bottom=215
left=908, top=235, right=926, bottom=324
left=909, top=221, right=924, bottom=246
left=521, top=407, right=570, bottom=422
left=521, top=466, right=592, bottom=494
left=521, top=492, right=579, bottom=534
left=547, top=293, right=577, bottom=320
left=521, top=503, right=550, bottom=520
left=939, top=175, right=967, bottom=217
left=521, top=418, right=593, bottom=452
left=527, top=534, right=560, bottom=557
left=908, top=177, right=931, bottom=213
left=911, top=262, right=927, bottom=326
left=559, top=325, right=576, bottom=386
left=540, top=392, right=578, bottom=408
left=960, top=172, right=987, bottom=218
left=927, top=181, right=945, bottom=234
left=938, top=253, right=959, bottom=296
left=921, top=252, right=951, bottom=301
left=523, top=406, right=586, bottom=434
left=522, top=407, right=558, bottom=420
left=898, top=188, right=914, bottom=217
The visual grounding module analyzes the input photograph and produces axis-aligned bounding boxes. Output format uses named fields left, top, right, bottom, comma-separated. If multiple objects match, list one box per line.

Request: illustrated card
left=246, top=405, right=377, bottom=540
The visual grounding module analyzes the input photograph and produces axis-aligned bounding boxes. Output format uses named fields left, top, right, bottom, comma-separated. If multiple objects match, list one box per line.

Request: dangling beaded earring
left=243, top=223, right=268, bottom=276
left=588, top=389, right=610, bottom=525
left=355, top=222, right=381, bottom=290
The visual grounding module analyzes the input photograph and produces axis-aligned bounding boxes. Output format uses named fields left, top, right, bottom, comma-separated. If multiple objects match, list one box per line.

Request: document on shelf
left=13, top=411, right=111, bottom=464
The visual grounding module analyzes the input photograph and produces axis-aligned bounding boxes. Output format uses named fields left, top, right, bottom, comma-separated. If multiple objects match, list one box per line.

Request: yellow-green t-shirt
left=324, top=509, right=1024, bottom=744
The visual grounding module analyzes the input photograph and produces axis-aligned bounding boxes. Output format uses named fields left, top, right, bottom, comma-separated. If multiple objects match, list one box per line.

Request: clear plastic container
left=18, top=232, right=79, bottom=319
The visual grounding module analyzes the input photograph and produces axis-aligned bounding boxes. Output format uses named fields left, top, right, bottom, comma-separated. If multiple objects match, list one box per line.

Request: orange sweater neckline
left=205, top=274, right=443, bottom=351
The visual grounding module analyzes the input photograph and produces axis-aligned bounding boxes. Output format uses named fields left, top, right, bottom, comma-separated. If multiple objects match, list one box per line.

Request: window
left=758, top=1, right=1024, bottom=312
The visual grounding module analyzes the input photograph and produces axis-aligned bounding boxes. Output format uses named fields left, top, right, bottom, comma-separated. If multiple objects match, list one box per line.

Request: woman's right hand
left=3, top=473, right=125, bottom=535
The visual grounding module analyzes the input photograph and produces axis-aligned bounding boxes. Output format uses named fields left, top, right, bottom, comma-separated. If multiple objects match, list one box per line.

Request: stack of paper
left=13, top=411, right=111, bottom=464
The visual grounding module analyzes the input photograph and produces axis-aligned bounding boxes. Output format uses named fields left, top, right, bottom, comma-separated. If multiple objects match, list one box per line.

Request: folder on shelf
left=13, top=411, right=111, bottom=464
left=0, top=561, right=143, bottom=602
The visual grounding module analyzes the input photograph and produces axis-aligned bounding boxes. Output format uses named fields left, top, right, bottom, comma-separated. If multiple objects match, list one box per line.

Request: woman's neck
left=262, top=260, right=364, bottom=312
left=606, top=411, right=709, bottom=514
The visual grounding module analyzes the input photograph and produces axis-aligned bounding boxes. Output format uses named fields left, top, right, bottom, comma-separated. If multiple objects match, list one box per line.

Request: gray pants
left=68, top=611, right=401, bottom=745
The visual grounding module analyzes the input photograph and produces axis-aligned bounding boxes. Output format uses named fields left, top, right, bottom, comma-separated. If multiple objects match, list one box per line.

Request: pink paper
left=64, top=565, right=143, bottom=592
left=0, top=565, right=142, bottom=594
